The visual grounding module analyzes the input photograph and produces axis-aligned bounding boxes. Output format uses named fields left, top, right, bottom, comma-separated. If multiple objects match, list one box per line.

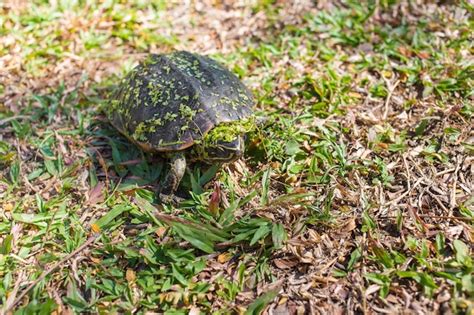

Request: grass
left=1, top=0, right=473, bottom=313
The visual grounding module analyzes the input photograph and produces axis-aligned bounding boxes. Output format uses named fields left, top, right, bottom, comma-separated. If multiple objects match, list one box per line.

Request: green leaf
left=27, top=168, right=43, bottom=181
left=271, top=223, right=287, bottom=249
left=435, top=233, right=445, bottom=255
left=434, top=271, right=458, bottom=282
left=171, top=263, right=188, bottom=286
left=199, top=164, right=220, bottom=186
left=461, top=274, right=474, bottom=294
left=415, top=119, right=429, bottom=136
left=396, top=210, right=403, bottom=231
left=0, top=140, right=15, bottom=166
left=347, top=247, right=362, bottom=271
left=9, top=160, right=20, bottom=184
left=237, top=263, right=246, bottom=289
left=93, top=204, right=130, bottom=229
left=364, top=273, right=391, bottom=298
left=109, top=140, right=127, bottom=177
left=0, top=234, right=13, bottom=254
left=332, top=268, right=347, bottom=277
left=239, top=190, right=258, bottom=208
left=372, top=245, right=394, bottom=269
left=419, top=273, right=437, bottom=296
left=260, top=168, right=271, bottom=206
left=396, top=270, right=437, bottom=295
left=245, top=288, right=279, bottom=315
left=172, top=223, right=215, bottom=254
left=397, top=271, right=420, bottom=281
left=250, top=224, right=271, bottom=246
left=232, top=229, right=258, bottom=243
left=190, top=171, right=204, bottom=195
left=285, top=140, right=301, bottom=156
left=17, top=298, right=57, bottom=315
left=365, top=273, right=387, bottom=286
left=12, top=212, right=68, bottom=227
left=361, top=211, right=376, bottom=232
left=44, top=159, right=57, bottom=176
left=219, top=198, right=239, bottom=225
left=453, top=240, right=472, bottom=267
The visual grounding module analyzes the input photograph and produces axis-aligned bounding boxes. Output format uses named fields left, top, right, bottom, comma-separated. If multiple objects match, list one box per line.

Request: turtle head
left=201, top=134, right=245, bottom=163
left=193, top=119, right=254, bottom=164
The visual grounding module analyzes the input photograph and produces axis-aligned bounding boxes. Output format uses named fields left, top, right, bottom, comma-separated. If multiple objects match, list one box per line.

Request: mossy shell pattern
left=108, top=51, right=254, bottom=152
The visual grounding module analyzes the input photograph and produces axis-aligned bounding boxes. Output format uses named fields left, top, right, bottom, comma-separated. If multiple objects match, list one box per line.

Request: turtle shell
left=108, top=51, right=254, bottom=152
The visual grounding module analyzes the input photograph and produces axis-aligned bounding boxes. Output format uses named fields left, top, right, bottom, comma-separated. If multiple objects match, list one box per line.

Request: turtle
left=107, top=51, right=255, bottom=201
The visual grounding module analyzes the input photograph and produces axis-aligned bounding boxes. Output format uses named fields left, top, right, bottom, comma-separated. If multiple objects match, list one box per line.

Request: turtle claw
left=159, top=193, right=184, bottom=206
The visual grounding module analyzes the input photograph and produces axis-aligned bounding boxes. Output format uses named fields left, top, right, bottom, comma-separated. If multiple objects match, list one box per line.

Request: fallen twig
left=380, top=214, right=473, bottom=222
left=382, top=78, right=400, bottom=120
left=385, top=177, right=423, bottom=207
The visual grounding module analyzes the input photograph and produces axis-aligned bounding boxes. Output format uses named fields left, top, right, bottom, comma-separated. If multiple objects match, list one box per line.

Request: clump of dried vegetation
left=0, top=0, right=472, bottom=314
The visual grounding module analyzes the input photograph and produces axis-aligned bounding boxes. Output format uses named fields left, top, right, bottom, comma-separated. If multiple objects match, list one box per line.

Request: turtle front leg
left=159, top=153, right=186, bottom=204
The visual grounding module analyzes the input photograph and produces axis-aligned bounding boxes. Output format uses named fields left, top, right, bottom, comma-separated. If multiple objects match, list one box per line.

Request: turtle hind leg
left=159, top=153, right=186, bottom=204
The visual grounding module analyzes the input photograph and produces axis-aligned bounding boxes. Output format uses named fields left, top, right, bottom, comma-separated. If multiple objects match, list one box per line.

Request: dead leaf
left=87, top=182, right=105, bottom=205
left=126, top=269, right=136, bottom=282
left=189, top=307, right=200, bottom=315
left=340, top=218, right=356, bottom=233
left=408, top=205, right=429, bottom=232
left=90, top=257, right=101, bottom=264
left=365, top=284, right=380, bottom=297
left=217, top=252, right=232, bottom=264
left=398, top=46, right=413, bottom=57
left=274, top=257, right=299, bottom=269
left=3, top=203, right=13, bottom=211
left=91, top=223, right=101, bottom=233
left=155, top=227, right=167, bottom=238
left=416, top=51, right=430, bottom=59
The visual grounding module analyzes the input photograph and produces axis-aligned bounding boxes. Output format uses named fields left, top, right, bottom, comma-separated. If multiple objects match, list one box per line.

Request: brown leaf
left=416, top=51, right=430, bottom=59
left=155, top=227, right=167, bottom=238
left=302, top=140, right=312, bottom=153
left=90, top=257, right=101, bottom=264
left=407, top=205, right=429, bottom=232
left=398, top=46, right=413, bottom=57
left=274, top=257, right=299, bottom=269
left=87, top=182, right=105, bottom=205
left=217, top=252, right=232, bottom=264
left=340, top=218, right=356, bottom=233
left=91, top=223, right=101, bottom=233
left=189, top=307, right=201, bottom=315
left=273, top=303, right=291, bottom=315
left=126, top=269, right=136, bottom=282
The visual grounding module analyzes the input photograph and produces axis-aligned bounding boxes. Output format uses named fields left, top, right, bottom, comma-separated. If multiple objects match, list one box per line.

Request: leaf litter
left=0, top=0, right=473, bottom=314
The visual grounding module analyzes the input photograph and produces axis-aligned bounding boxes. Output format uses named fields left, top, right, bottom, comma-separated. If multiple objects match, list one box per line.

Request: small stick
left=450, top=157, right=462, bottom=212
left=426, top=190, right=450, bottom=214
left=417, top=214, right=472, bottom=221
left=380, top=214, right=472, bottom=222
left=435, top=167, right=456, bottom=176
left=382, top=78, right=400, bottom=120
left=385, top=177, right=423, bottom=207
left=402, top=154, right=412, bottom=191
left=5, top=233, right=100, bottom=313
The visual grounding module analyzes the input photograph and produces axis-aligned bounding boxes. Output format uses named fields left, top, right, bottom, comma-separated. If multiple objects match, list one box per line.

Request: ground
left=0, top=1, right=473, bottom=314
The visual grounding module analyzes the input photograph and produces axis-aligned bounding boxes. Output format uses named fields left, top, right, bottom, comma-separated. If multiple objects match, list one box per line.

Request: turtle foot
left=159, top=193, right=184, bottom=206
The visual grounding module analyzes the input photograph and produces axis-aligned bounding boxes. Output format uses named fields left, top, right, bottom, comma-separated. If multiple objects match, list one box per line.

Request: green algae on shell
left=108, top=51, right=255, bottom=153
